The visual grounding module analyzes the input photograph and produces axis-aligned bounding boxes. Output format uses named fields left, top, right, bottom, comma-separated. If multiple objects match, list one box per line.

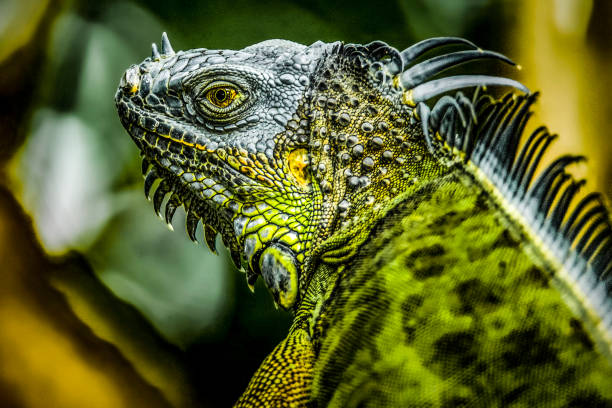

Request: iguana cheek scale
left=116, top=33, right=612, bottom=406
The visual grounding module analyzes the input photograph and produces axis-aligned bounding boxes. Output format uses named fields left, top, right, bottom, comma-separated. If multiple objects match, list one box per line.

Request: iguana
left=115, top=33, right=612, bottom=407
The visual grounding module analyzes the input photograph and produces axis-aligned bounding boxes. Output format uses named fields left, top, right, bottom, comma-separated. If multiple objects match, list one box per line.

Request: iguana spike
left=161, top=32, right=174, bottom=55
left=246, top=268, right=258, bottom=292
left=186, top=210, right=200, bottom=242
left=229, top=247, right=243, bottom=271
left=567, top=204, right=607, bottom=244
left=539, top=173, right=571, bottom=215
left=141, top=158, right=150, bottom=176
left=143, top=169, right=158, bottom=200
left=164, top=194, right=180, bottom=226
left=592, top=239, right=612, bottom=277
left=526, top=156, right=585, bottom=202
left=456, top=91, right=477, bottom=123
left=514, top=129, right=552, bottom=197
left=151, top=43, right=161, bottom=60
left=399, top=36, right=477, bottom=66
left=575, top=216, right=608, bottom=254
left=548, top=179, right=585, bottom=230
left=495, top=95, right=536, bottom=173
left=367, top=41, right=403, bottom=74
left=401, top=50, right=516, bottom=89
left=561, top=193, right=602, bottom=237
left=471, top=94, right=516, bottom=163
left=416, top=102, right=435, bottom=153
left=153, top=179, right=171, bottom=216
left=583, top=226, right=611, bottom=261
left=508, top=125, right=546, bottom=184
left=203, top=224, right=218, bottom=254
left=409, top=75, right=529, bottom=105
left=247, top=281, right=255, bottom=293
left=429, top=95, right=467, bottom=129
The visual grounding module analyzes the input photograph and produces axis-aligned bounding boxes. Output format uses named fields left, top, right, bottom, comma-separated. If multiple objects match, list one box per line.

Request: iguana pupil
left=215, top=88, right=226, bottom=101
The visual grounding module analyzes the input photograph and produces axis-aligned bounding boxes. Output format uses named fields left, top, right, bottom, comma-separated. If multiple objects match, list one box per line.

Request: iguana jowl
left=116, top=33, right=612, bottom=406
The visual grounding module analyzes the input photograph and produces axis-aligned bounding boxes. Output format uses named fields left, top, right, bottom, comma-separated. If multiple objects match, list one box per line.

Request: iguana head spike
left=394, top=38, right=529, bottom=107
left=151, top=42, right=160, bottom=60
left=399, top=36, right=477, bottom=65
left=406, top=75, right=529, bottom=106
left=400, top=50, right=516, bottom=89
left=160, top=32, right=174, bottom=55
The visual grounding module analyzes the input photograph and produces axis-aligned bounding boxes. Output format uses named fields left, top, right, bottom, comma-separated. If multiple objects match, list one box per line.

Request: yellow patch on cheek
left=288, top=148, right=310, bottom=187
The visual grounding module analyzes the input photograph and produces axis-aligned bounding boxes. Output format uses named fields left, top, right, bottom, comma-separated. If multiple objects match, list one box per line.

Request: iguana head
left=116, top=34, right=335, bottom=308
left=116, top=33, right=526, bottom=309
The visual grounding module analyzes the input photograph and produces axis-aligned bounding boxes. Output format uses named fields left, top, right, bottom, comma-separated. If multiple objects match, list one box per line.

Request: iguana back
left=115, top=35, right=612, bottom=407
left=310, top=174, right=612, bottom=406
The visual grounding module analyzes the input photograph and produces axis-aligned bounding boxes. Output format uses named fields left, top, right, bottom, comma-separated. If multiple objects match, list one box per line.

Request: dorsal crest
left=422, top=91, right=612, bottom=354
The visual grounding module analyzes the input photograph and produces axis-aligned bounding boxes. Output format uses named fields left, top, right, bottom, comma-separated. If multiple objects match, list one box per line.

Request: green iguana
left=115, top=33, right=612, bottom=407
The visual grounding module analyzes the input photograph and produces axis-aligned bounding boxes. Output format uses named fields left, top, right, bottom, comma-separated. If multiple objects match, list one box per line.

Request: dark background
left=1, top=0, right=610, bottom=406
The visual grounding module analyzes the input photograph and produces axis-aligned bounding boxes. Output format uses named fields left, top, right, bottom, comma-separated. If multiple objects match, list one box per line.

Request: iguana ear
left=258, top=243, right=299, bottom=309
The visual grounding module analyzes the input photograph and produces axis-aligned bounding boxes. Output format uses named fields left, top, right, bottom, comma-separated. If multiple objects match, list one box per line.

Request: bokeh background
left=0, top=0, right=610, bottom=406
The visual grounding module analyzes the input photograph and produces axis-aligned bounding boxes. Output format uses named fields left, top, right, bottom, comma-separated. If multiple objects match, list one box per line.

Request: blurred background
left=0, top=0, right=610, bottom=406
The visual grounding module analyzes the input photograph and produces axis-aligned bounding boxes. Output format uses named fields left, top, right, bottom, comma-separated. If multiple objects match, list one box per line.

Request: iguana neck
left=302, top=159, right=612, bottom=365
left=302, top=44, right=448, bottom=282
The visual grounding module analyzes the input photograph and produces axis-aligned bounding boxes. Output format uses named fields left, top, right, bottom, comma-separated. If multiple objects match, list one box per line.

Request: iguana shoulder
left=115, top=34, right=612, bottom=407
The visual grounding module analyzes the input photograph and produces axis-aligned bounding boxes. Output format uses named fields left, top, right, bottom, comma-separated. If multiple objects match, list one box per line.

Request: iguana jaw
left=115, top=35, right=331, bottom=309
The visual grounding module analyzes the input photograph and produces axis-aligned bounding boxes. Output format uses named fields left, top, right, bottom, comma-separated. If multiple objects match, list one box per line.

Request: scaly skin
left=310, top=175, right=612, bottom=406
left=115, top=34, right=612, bottom=407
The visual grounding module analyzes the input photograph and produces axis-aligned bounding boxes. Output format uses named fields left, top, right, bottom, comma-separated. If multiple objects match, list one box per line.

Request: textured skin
left=311, top=175, right=612, bottom=406
left=116, top=35, right=612, bottom=407
left=235, top=328, right=314, bottom=407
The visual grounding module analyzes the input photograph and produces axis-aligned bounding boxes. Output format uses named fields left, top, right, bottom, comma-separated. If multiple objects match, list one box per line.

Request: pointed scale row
left=151, top=32, right=175, bottom=61
left=141, top=161, right=220, bottom=255
left=419, top=90, right=612, bottom=336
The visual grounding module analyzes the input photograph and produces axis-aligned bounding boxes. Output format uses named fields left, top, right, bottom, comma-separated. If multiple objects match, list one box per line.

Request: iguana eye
left=206, top=86, right=238, bottom=108
left=195, top=81, right=249, bottom=122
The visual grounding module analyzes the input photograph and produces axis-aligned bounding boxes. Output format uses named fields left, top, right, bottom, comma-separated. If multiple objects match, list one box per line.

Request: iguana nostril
left=120, top=64, right=140, bottom=94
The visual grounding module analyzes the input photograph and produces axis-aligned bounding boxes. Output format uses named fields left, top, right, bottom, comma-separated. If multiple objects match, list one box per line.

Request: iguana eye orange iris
left=206, top=86, right=238, bottom=108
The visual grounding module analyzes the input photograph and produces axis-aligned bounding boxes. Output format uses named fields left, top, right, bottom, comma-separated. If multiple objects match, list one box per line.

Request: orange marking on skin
left=240, top=166, right=256, bottom=178
left=287, top=148, right=310, bottom=187
left=257, top=175, right=274, bottom=187
left=228, top=156, right=241, bottom=169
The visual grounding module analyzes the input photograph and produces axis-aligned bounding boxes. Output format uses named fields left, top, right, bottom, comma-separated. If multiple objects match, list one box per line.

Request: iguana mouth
left=138, top=154, right=231, bottom=259
left=124, top=116, right=266, bottom=267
